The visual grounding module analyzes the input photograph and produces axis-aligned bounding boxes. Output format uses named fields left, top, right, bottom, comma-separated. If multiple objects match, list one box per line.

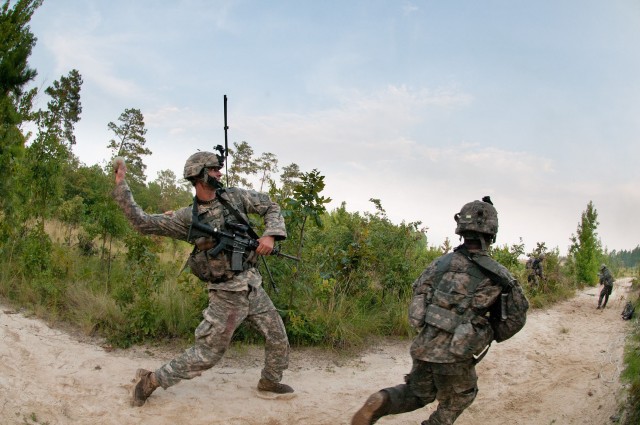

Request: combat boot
left=351, top=391, right=390, bottom=425
left=257, top=378, right=294, bottom=394
left=131, top=368, right=159, bottom=406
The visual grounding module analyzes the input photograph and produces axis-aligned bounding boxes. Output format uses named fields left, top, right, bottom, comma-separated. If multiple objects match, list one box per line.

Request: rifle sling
left=215, top=189, right=261, bottom=240
left=216, top=190, right=279, bottom=291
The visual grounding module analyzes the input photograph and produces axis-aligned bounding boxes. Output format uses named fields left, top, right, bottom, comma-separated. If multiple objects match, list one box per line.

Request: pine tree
left=569, top=201, right=602, bottom=285
left=107, top=108, right=151, bottom=186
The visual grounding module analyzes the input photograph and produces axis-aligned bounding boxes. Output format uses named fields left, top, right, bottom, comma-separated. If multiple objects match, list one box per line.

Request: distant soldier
left=526, top=254, right=544, bottom=285
left=597, top=264, right=614, bottom=310
left=351, top=197, right=528, bottom=425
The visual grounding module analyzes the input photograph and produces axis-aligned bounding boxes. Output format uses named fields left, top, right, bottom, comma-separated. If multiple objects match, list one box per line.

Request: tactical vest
left=409, top=247, right=528, bottom=360
left=186, top=191, right=256, bottom=282
left=432, top=252, right=494, bottom=357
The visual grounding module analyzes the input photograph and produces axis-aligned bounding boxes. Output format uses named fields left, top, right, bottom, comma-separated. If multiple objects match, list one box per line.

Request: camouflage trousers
left=154, top=286, right=289, bottom=389
left=381, top=359, right=478, bottom=425
left=598, top=284, right=613, bottom=308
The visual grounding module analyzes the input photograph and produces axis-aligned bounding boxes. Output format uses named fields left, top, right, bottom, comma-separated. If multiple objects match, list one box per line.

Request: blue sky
left=27, top=0, right=640, bottom=255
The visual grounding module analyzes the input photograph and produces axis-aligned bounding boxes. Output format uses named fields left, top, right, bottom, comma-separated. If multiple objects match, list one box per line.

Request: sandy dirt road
left=0, top=278, right=633, bottom=425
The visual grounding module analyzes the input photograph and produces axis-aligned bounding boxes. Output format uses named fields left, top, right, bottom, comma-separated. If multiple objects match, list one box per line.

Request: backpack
left=622, top=302, right=635, bottom=321
left=490, top=284, right=529, bottom=342
left=471, top=254, right=530, bottom=342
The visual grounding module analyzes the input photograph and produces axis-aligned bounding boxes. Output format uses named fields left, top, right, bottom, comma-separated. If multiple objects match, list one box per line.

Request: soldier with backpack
left=351, top=196, right=529, bottom=425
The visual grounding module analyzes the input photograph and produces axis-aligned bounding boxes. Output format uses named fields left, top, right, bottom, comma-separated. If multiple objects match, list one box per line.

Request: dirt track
left=0, top=278, right=633, bottom=425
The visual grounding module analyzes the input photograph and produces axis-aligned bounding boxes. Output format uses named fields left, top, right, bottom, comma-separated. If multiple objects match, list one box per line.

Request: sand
left=0, top=278, right=633, bottom=425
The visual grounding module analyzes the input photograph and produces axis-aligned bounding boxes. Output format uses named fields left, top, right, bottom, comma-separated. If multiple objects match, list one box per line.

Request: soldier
left=112, top=150, right=293, bottom=407
left=352, top=197, right=528, bottom=425
left=597, top=264, right=614, bottom=310
left=526, top=254, right=544, bottom=285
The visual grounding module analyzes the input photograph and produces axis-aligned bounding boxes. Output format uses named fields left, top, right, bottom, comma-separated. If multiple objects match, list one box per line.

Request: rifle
left=188, top=208, right=299, bottom=292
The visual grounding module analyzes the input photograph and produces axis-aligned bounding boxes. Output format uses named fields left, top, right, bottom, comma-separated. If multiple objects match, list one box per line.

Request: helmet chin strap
left=200, top=167, right=224, bottom=190
left=462, top=232, right=492, bottom=251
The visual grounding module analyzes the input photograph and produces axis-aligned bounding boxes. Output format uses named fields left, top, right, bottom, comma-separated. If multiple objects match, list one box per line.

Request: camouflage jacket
left=599, top=268, right=614, bottom=287
left=408, top=247, right=506, bottom=363
left=112, top=180, right=287, bottom=291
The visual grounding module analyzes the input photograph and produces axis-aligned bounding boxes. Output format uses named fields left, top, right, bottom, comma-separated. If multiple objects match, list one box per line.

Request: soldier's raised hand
left=113, top=156, right=126, bottom=184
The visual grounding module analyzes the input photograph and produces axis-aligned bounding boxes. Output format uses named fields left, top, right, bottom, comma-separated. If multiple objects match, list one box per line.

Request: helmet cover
left=183, top=151, right=223, bottom=180
left=454, top=196, right=499, bottom=241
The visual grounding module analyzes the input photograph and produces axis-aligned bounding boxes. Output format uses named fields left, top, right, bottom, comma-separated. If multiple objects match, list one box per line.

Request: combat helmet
left=454, top=196, right=499, bottom=243
left=183, top=151, right=223, bottom=180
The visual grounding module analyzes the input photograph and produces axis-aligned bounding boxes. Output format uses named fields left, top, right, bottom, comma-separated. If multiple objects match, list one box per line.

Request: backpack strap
left=452, top=246, right=492, bottom=313
left=466, top=251, right=516, bottom=290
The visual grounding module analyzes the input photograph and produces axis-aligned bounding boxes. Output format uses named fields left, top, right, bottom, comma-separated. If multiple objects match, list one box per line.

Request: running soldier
left=597, top=264, right=614, bottom=310
left=352, top=197, right=528, bottom=425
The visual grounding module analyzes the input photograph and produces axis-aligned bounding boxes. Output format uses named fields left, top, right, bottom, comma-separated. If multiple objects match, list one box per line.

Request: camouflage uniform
left=526, top=256, right=543, bottom=285
left=597, top=265, right=614, bottom=309
left=380, top=247, right=504, bottom=425
left=353, top=197, right=527, bottom=425
left=113, top=180, right=290, bottom=389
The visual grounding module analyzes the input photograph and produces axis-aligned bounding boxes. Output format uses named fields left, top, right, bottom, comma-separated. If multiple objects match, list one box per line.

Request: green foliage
left=58, top=195, right=86, bottom=245
left=491, top=239, right=525, bottom=271
left=609, top=245, right=640, bottom=269
left=0, top=0, right=42, bottom=239
left=147, top=169, right=193, bottom=213
left=227, top=141, right=258, bottom=188
left=256, top=151, right=278, bottom=192
left=523, top=248, right=575, bottom=308
left=569, top=201, right=602, bottom=285
left=38, top=69, right=83, bottom=146
left=266, top=195, right=441, bottom=348
left=107, top=108, right=151, bottom=185
left=276, top=163, right=302, bottom=200
left=621, top=292, right=640, bottom=424
left=17, top=224, right=52, bottom=278
left=24, top=70, right=83, bottom=224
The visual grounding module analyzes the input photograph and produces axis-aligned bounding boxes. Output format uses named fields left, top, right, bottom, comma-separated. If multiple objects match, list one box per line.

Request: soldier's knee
left=452, top=385, right=477, bottom=410
left=383, top=384, right=429, bottom=415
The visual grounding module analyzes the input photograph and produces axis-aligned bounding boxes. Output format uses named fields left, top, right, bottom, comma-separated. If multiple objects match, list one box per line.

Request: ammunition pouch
left=449, top=317, right=493, bottom=357
left=424, top=304, right=461, bottom=333
left=187, top=249, right=236, bottom=283
left=424, top=304, right=492, bottom=357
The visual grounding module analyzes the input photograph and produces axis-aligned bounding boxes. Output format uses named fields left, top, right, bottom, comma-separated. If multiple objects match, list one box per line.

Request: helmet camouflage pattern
left=454, top=196, right=499, bottom=242
left=183, top=151, right=223, bottom=180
